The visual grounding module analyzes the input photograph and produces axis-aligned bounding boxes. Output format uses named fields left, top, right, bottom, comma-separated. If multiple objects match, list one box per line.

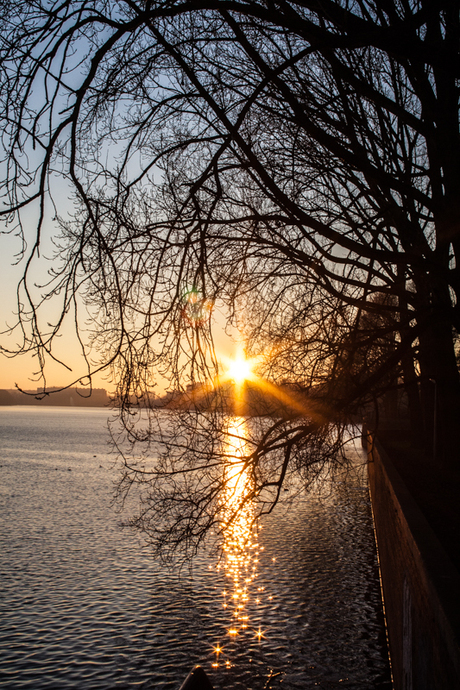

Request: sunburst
left=170, top=342, right=310, bottom=418
left=225, top=356, right=255, bottom=384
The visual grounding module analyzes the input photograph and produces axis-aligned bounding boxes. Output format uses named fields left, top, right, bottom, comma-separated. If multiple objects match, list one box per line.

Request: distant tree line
left=0, top=388, right=110, bottom=407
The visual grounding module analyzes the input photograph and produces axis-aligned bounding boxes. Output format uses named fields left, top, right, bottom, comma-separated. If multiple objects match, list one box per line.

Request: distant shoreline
left=0, top=387, right=110, bottom=408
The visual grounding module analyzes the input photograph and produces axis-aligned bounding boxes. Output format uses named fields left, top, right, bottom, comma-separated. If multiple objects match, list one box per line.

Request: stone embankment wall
left=367, top=436, right=460, bottom=690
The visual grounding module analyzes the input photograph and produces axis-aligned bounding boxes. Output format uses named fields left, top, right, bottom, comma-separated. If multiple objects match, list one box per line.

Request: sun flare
left=226, top=357, right=253, bottom=384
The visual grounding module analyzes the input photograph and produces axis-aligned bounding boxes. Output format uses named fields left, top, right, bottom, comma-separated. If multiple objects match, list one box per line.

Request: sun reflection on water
left=211, top=417, right=269, bottom=669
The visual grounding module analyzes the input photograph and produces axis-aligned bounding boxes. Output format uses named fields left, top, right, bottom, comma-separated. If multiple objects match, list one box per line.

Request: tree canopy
left=1, top=0, right=459, bottom=555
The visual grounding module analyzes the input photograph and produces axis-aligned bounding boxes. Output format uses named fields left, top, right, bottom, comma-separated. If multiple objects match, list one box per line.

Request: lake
left=0, top=406, right=391, bottom=689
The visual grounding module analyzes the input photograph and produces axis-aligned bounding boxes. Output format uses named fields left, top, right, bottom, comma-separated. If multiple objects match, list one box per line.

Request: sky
left=0, top=232, right=105, bottom=392
left=0, top=222, right=238, bottom=393
left=0, top=82, right=240, bottom=394
left=0, top=192, right=119, bottom=393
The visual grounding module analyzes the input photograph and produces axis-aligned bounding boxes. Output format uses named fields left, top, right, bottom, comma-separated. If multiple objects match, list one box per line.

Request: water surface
left=0, top=407, right=391, bottom=689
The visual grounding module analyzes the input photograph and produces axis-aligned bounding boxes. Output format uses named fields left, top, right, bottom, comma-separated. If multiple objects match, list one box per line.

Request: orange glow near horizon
left=220, top=349, right=310, bottom=417
left=222, top=353, right=256, bottom=414
left=166, top=338, right=311, bottom=420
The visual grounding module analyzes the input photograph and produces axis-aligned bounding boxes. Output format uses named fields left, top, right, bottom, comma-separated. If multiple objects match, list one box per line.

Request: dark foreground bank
left=367, top=434, right=460, bottom=690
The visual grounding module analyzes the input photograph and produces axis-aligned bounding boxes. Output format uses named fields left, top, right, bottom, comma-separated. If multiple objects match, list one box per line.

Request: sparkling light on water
left=0, top=407, right=392, bottom=689
left=212, top=418, right=265, bottom=668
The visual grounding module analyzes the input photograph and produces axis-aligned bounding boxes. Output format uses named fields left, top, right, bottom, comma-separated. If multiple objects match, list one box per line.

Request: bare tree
left=1, top=0, right=459, bottom=554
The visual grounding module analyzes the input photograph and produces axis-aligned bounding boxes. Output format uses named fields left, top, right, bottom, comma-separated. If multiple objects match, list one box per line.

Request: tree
left=1, top=0, right=459, bottom=555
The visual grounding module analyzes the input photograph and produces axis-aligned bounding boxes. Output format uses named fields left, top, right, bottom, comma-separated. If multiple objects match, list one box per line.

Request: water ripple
left=0, top=408, right=391, bottom=689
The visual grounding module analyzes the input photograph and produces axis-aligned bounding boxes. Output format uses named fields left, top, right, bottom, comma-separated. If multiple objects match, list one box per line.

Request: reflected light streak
left=209, top=416, right=279, bottom=669
left=219, top=418, right=261, bottom=645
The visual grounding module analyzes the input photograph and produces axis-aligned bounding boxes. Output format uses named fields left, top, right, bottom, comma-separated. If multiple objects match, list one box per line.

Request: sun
left=227, top=357, right=253, bottom=384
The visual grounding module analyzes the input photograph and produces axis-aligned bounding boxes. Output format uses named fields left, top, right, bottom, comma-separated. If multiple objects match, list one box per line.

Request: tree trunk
left=401, top=349, right=425, bottom=449
left=417, top=316, right=460, bottom=470
left=397, top=267, right=425, bottom=447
